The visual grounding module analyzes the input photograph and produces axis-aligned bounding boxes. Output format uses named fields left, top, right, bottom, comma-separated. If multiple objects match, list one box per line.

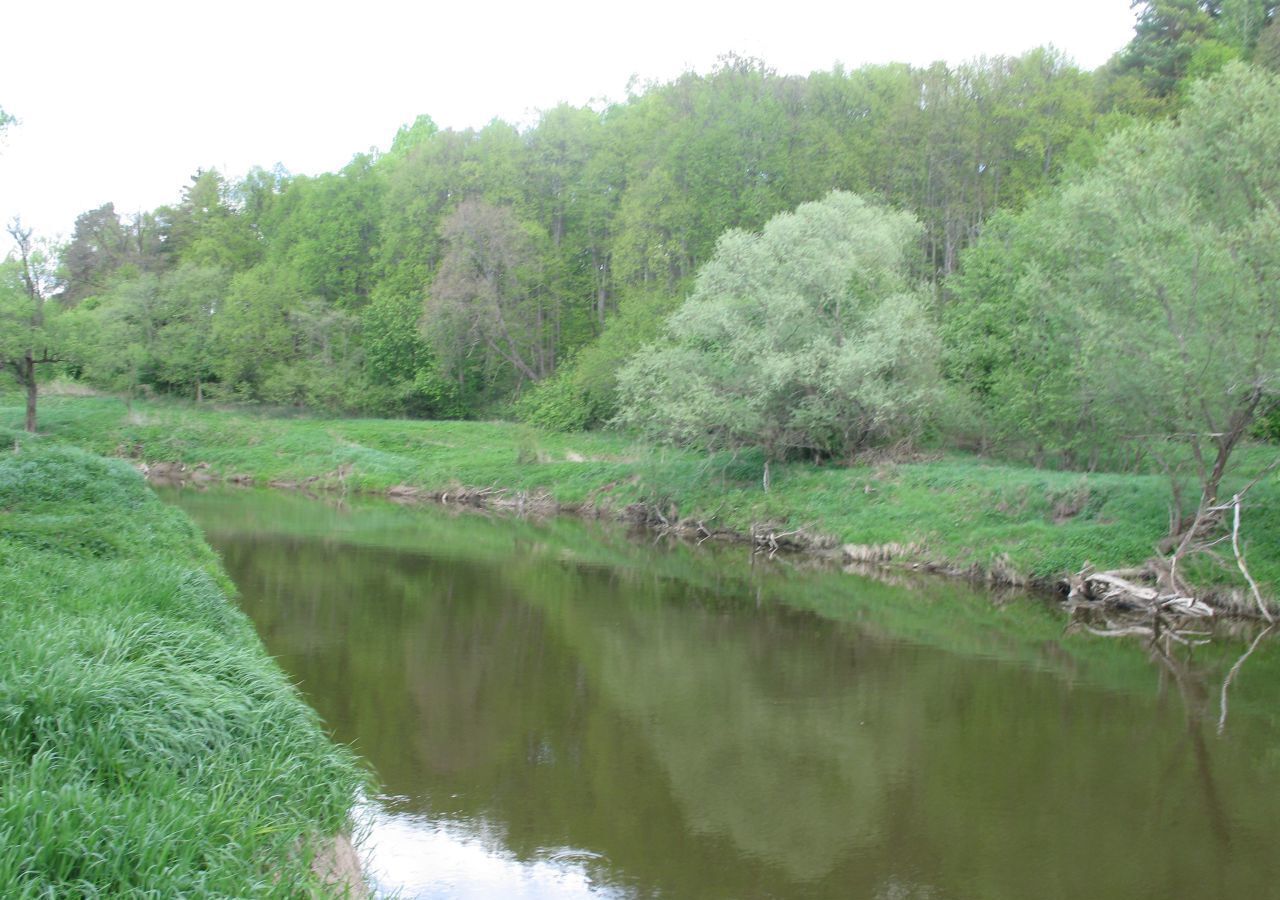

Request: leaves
left=948, top=62, right=1280, bottom=500
left=617, top=192, right=944, bottom=461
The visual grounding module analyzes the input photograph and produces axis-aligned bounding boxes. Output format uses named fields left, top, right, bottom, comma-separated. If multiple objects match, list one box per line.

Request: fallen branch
left=1067, top=570, right=1214, bottom=618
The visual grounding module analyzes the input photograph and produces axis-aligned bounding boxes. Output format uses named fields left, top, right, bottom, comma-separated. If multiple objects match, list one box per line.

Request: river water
left=168, top=488, right=1280, bottom=900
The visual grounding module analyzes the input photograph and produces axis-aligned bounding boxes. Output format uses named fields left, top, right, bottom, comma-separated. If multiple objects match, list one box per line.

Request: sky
left=0, top=0, right=1138, bottom=241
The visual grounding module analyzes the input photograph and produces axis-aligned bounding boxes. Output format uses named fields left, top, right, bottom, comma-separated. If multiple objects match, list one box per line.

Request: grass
left=0, top=445, right=366, bottom=897
left=4, top=390, right=1278, bottom=598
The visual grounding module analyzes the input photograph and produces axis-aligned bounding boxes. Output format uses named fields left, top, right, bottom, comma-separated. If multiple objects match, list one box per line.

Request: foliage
left=50, top=48, right=1109, bottom=419
left=72, top=264, right=227, bottom=401
left=361, top=285, right=463, bottom=417
left=617, top=192, right=944, bottom=464
left=518, top=285, right=683, bottom=430
left=423, top=199, right=555, bottom=398
left=1109, top=0, right=1277, bottom=102
left=1258, top=17, right=1280, bottom=67
left=1, top=222, right=67, bottom=432
left=948, top=63, right=1280, bottom=519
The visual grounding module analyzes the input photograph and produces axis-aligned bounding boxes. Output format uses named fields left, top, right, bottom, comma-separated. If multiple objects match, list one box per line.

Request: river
left=167, top=487, right=1280, bottom=900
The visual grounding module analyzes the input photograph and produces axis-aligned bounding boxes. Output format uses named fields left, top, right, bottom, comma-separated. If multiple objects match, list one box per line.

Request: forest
left=2, top=1, right=1278, bottom=537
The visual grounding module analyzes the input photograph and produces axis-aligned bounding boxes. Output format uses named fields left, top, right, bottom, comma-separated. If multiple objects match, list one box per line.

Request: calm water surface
left=168, top=489, right=1280, bottom=900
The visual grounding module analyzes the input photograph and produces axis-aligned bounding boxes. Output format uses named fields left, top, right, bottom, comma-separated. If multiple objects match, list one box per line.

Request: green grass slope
left=0, top=444, right=365, bottom=897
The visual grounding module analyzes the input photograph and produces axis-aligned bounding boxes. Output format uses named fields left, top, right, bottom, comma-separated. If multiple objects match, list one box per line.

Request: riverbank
left=5, top=392, right=1278, bottom=612
left=0, top=444, right=367, bottom=896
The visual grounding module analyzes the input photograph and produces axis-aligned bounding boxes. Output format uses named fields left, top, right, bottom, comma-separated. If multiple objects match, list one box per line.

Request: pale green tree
left=72, top=265, right=227, bottom=403
left=154, top=265, right=226, bottom=401
left=616, top=191, right=944, bottom=485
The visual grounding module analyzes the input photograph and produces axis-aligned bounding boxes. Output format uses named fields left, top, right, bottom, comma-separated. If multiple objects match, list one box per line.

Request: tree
left=1118, top=0, right=1219, bottom=97
left=70, top=272, right=162, bottom=404
left=73, top=264, right=227, bottom=403
left=210, top=264, right=305, bottom=399
left=361, top=285, right=462, bottom=418
left=1256, top=17, right=1280, bottom=68
left=2, top=221, right=63, bottom=432
left=422, top=199, right=555, bottom=397
left=944, top=205, right=1114, bottom=468
left=154, top=265, right=226, bottom=401
left=263, top=160, right=381, bottom=308
left=61, top=203, right=129, bottom=304
left=1216, top=0, right=1278, bottom=53
left=157, top=169, right=262, bottom=272
left=948, top=63, right=1280, bottom=537
left=616, top=191, right=943, bottom=484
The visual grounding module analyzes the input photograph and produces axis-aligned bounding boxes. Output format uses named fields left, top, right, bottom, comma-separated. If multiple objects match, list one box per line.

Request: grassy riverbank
left=4, top=391, right=1278, bottom=600
left=0, top=444, right=365, bottom=896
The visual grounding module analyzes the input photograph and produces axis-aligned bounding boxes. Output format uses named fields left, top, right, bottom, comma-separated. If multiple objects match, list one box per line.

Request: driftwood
left=749, top=523, right=837, bottom=558
left=1065, top=569, right=1214, bottom=619
left=752, top=526, right=801, bottom=558
left=1226, top=493, right=1273, bottom=623
left=841, top=541, right=921, bottom=564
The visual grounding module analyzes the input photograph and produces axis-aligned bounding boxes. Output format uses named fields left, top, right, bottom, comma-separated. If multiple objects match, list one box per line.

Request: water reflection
left=359, top=802, right=624, bottom=899
left=169, top=489, right=1280, bottom=900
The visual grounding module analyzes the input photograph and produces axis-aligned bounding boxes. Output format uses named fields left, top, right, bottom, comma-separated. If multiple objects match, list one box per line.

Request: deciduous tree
left=948, top=63, right=1280, bottom=536
left=423, top=200, right=555, bottom=396
left=2, top=221, right=63, bottom=432
left=616, top=191, right=943, bottom=482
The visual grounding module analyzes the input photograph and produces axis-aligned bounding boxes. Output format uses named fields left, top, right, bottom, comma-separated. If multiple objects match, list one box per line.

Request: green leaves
left=948, top=62, right=1280, bottom=502
left=617, top=191, right=944, bottom=462
left=48, top=48, right=1110, bottom=421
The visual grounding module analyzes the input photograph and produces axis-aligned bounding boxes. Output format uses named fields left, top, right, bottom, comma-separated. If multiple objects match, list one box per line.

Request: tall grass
left=0, top=446, right=366, bottom=897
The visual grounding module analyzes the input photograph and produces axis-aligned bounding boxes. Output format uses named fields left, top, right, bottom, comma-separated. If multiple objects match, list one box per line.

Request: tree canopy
left=947, top=62, right=1280, bottom=527
left=14, top=25, right=1279, bottom=498
left=616, top=191, right=943, bottom=471
left=30, top=49, right=1114, bottom=422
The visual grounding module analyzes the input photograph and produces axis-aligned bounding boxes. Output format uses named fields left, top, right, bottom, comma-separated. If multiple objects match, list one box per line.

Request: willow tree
left=616, top=191, right=942, bottom=486
left=949, top=63, right=1280, bottom=538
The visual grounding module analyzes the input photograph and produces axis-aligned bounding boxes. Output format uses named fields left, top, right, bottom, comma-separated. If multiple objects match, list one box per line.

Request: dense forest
left=2, top=3, right=1278, bottom=505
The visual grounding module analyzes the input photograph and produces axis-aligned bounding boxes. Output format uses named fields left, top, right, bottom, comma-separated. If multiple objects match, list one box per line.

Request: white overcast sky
left=0, top=0, right=1138, bottom=241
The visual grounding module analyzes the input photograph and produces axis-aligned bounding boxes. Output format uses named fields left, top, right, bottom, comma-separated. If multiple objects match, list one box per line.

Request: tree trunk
left=23, top=353, right=37, bottom=433
left=593, top=249, right=609, bottom=328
